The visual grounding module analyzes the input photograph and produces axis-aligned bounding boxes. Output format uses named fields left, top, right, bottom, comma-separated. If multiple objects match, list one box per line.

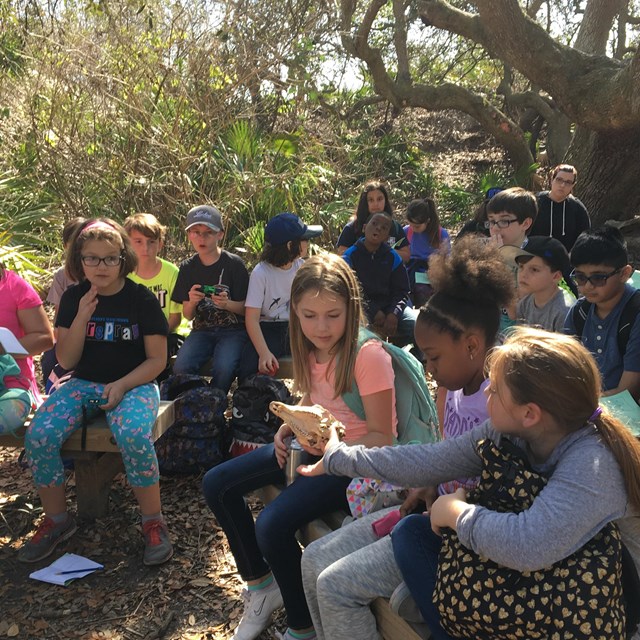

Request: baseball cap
left=185, top=205, right=224, bottom=232
left=264, top=213, right=323, bottom=246
left=502, top=236, right=570, bottom=273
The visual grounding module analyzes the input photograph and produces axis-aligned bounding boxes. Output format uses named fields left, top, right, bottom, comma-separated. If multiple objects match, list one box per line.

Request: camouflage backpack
left=156, top=374, right=228, bottom=474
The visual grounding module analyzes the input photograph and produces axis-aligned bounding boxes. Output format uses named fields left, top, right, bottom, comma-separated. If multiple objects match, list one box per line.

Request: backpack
left=228, top=374, right=293, bottom=457
left=156, top=374, right=228, bottom=475
left=342, top=328, right=440, bottom=445
left=572, top=289, right=640, bottom=356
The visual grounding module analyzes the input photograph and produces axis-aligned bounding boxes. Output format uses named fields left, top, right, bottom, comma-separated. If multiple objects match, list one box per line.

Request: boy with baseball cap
left=171, top=205, right=249, bottom=393
left=238, top=212, right=322, bottom=381
left=509, top=236, right=574, bottom=332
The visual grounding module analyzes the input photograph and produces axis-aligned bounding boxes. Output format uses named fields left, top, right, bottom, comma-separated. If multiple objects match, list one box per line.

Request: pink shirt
left=0, top=269, right=44, bottom=403
left=309, top=340, right=397, bottom=441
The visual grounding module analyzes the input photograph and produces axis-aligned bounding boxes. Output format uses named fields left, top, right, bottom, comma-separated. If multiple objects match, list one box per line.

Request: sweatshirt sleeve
left=323, top=421, right=491, bottom=486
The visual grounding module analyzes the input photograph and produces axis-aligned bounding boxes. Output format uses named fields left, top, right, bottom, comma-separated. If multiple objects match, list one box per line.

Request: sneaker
left=231, top=580, right=284, bottom=640
left=18, top=515, right=78, bottom=563
left=389, top=581, right=424, bottom=623
left=142, top=519, right=174, bottom=566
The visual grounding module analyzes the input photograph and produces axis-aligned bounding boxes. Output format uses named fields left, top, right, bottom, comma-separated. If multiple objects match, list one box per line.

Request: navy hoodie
left=343, top=239, right=410, bottom=321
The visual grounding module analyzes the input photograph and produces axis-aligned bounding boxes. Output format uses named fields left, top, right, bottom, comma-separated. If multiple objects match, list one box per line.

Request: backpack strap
left=618, top=289, right=640, bottom=356
left=341, top=328, right=439, bottom=445
left=406, top=226, right=413, bottom=243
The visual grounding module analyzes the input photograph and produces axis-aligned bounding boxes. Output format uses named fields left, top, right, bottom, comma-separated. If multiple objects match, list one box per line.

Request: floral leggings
left=26, top=378, right=160, bottom=488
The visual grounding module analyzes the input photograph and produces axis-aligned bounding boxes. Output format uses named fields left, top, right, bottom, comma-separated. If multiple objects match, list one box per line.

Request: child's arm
left=210, top=291, right=245, bottom=316
left=245, top=307, right=278, bottom=374
left=168, top=312, right=182, bottom=332
left=56, top=285, right=99, bottom=369
left=182, top=284, right=206, bottom=320
left=101, top=334, right=167, bottom=409
left=601, top=371, right=640, bottom=401
left=349, top=389, right=395, bottom=448
left=15, top=305, right=54, bottom=357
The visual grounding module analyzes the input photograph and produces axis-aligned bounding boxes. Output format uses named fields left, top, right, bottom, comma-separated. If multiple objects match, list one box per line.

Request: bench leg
left=73, top=453, right=124, bottom=520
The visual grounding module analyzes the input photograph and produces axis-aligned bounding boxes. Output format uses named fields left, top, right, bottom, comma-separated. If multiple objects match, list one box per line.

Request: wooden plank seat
left=254, top=483, right=430, bottom=640
left=0, top=401, right=175, bottom=520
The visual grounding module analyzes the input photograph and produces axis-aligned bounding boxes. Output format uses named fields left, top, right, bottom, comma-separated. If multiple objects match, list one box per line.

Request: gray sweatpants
left=301, top=506, right=404, bottom=640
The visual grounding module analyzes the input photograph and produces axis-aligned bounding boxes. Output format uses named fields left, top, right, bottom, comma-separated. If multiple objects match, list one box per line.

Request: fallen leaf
left=7, top=623, right=19, bottom=637
left=189, top=578, right=211, bottom=588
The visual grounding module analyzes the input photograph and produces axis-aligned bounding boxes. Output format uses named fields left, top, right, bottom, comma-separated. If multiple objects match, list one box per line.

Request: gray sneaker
left=18, top=515, right=78, bottom=563
left=142, top=519, right=173, bottom=566
left=389, top=581, right=424, bottom=623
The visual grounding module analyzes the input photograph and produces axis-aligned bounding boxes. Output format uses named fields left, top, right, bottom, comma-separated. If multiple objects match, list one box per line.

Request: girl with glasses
left=19, top=218, right=174, bottom=566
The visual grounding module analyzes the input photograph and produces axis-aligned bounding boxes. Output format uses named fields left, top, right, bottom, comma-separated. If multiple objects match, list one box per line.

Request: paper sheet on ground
left=0, top=327, right=28, bottom=356
left=29, top=553, right=104, bottom=586
left=601, top=390, right=640, bottom=437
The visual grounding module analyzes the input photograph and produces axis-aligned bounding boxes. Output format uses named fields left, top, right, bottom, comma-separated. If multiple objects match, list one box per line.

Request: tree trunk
left=568, top=126, right=640, bottom=224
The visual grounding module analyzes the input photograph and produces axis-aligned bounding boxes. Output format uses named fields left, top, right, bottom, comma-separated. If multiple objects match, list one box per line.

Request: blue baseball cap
left=265, top=213, right=323, bottom=245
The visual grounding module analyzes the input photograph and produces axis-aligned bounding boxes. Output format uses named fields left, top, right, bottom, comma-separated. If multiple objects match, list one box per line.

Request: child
left=171, top=205, right=249, bottom=393
left=301, top=327, right=640, bottom=640
left=509, top=235, right=574, bottom=332
left=485, top=186, right=537, bottom=248
left=124, top=213, right=186, bottom=369
left=238, top=212, right=322, bottom=381
left=300, top=237, right=514, bottom=640
left=202, top=253, right=397, bottom=640
left=19, top=218, right=172, bottom=565
left=565, top=225, right=640, bottom=401
left=342, top=212, right=415, bottom=341
left=336, top=180, right=410, bottom=262
left=488, top=188, right=538, bottom=334
left=403, top=198, right=450, bottom=307
left=41, top=216, right=86, bottom=385
left=530, top=164, right=591, bottom=252
left=0, top=265, right=54, bottom=432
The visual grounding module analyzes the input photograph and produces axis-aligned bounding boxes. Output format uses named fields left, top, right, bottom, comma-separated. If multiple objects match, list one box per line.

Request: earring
left=469, top=352, right=474, bottom=361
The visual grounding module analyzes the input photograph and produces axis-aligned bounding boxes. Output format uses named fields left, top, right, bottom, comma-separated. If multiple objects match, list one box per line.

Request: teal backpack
left=342, top=329, right=440, bottom=445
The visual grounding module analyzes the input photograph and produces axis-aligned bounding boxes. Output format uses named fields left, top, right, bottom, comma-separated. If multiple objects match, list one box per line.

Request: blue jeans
left=237, top=321, right=290, bottom=382
left=391, top=514, right=455, bottom=640
left=173, top=326, right=247, bottom=393
left=202, top=444, right=351, bottom=630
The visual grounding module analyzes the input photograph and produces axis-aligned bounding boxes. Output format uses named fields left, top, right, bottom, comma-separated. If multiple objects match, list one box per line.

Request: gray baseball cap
left=185, top=205, right=224, bottom=232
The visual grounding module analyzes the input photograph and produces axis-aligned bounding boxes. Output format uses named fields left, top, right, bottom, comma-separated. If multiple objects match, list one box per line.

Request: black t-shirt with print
left=57, top=279, right=168, bottom=383
left=171, top=251, right=249, bottom=329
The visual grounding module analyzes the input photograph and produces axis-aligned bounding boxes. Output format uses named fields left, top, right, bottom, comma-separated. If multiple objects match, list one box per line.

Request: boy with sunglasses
left=565, top=225, right=640, bottom=401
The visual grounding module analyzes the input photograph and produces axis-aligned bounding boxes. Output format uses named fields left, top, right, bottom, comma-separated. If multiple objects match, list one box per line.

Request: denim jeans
left=237, top=321, right=290, bottom=382
left=391, top=513, right=455, bottom=640
left=202, top=443, right=351, bottom=630
left=173, top=326, right=247, bottom=393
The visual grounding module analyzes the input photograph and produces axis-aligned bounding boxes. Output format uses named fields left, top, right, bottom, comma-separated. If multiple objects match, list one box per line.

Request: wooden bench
left=255, top=485, right=430, bottom=640
left=0, top=401, right=175, bottom=520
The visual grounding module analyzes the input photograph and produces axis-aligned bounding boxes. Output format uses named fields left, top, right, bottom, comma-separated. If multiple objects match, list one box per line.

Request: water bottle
left=285, top=438, right=310, bottom=485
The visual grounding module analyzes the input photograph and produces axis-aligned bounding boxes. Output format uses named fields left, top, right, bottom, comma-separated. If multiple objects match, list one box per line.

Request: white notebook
left=0, top=327, right=28, bottom=356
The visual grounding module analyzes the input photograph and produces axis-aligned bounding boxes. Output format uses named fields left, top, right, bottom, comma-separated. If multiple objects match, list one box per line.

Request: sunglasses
left=570, top=268, right=621, bottom=287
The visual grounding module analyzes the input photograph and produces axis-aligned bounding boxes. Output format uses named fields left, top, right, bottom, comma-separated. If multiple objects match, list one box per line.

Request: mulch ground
left=0, top=446, right=286, bottom=640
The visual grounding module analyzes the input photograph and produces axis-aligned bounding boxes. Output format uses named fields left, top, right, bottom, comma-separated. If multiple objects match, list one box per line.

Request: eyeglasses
left=553, top=176, right=575, bottom=187
left=570, top=268, right=621, bottom=287
left=81, top=255, right=123, bottom=267
left=484, top=219, right=519, bottom=229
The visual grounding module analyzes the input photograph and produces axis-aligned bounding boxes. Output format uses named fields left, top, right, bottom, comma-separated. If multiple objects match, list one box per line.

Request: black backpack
left=156, top=374, right=228, bottom=475
left=229, top=374, right=293, bottom=457
left=572, top=289, right=640, bottom=356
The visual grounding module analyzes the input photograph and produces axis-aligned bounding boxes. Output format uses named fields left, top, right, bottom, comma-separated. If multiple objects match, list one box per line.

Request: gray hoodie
left=324, top=420, right=637, bottom=572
